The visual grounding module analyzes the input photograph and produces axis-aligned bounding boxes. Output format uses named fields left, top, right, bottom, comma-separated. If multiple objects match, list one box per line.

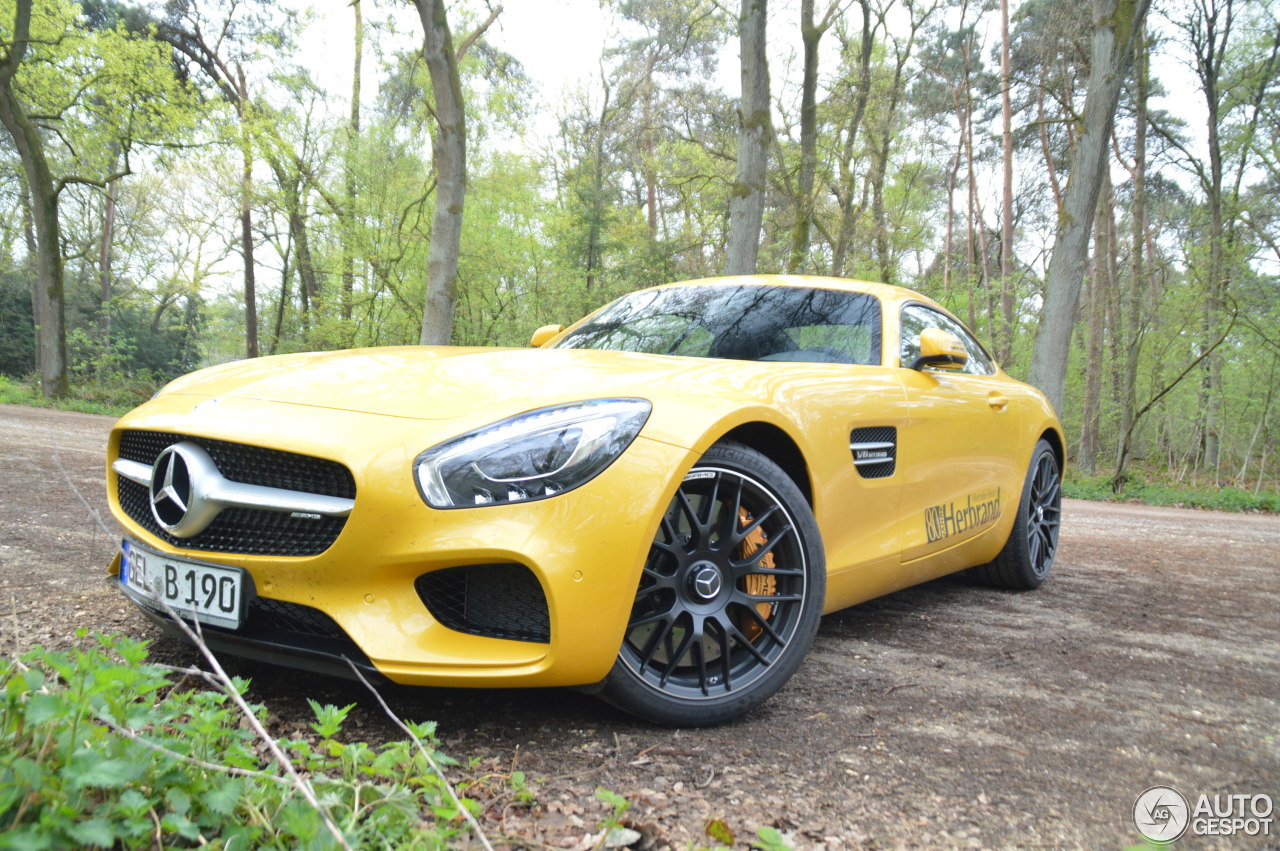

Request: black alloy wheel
left=601, top=441, right=824, bottom=726
left=974, top=438, right=1062, bottom=589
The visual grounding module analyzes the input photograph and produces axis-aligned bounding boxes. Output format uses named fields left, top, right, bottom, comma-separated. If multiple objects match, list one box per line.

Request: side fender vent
left=850, top=426, right=897, bottom=479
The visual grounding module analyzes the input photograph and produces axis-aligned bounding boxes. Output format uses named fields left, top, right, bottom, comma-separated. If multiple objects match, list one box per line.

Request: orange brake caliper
left=737, top=507, right=777, bottom=640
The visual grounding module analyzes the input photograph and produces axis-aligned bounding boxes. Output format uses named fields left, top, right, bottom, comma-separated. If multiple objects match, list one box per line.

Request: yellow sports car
left=106, top=275, right=1063, bottom=725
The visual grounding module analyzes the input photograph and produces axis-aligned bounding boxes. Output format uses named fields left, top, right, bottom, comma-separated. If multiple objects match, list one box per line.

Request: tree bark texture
left=236, top=65, right=259, bottom=359
left=830, top=1, right=874, bottom=277
left=98, top=175, right=118, bottom=344
left=786, top=0, right=832, bottom=274
left=342, top=0, right=362, bottom=326
left=998, top=0, right=1015, bottom=364
left=724, top=0, right=770, bottom=276
left=0, top=0, right=67, bottom=397
left=1028, top=0, right=1152, bottom=415
left=415, top=0, right=466, bottom=346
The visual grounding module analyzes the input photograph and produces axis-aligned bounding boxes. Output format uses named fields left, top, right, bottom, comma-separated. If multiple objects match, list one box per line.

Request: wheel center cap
left=690, top=564, right=723, bottom=601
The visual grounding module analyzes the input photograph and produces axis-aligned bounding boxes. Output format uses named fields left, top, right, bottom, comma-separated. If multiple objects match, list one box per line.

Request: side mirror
left=530, top=324, right=564, bottom=347
left=909, top=328, right=968, bottom=371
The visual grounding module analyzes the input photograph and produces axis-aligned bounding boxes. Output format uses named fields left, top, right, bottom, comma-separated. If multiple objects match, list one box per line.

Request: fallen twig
left=91, top=710, right=295, bottom=786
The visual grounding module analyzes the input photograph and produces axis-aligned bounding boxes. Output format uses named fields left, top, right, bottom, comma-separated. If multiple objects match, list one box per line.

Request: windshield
left=554, top=285, right=882, bottom=365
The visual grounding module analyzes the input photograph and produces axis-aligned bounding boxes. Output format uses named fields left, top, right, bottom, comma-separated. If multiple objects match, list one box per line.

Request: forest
left=0, top=0, right=1276, bottom=494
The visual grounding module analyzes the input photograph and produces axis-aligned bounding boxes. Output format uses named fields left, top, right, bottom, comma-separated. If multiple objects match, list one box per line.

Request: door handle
left=988, top=392, right=1009, bottom=411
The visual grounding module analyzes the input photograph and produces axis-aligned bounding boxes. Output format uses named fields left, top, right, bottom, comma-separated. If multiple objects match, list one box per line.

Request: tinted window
left=556, top=285, right=882, bottom=365
left=899, top=304, right=996, bottom=375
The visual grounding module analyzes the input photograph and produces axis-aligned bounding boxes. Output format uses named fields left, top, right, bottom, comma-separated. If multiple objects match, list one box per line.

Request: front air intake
left=416, top=564, right=551, bottom=643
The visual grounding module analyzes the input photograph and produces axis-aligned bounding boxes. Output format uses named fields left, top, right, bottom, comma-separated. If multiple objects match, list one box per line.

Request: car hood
left=156, top=346, right=790, bottom=423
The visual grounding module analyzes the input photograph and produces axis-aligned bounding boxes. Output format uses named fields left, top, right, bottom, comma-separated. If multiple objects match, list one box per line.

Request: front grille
left=416, top=564, right=551, bottom=643
left=850, top=426, right=897, bottom=479
left=247, top=598, right=349, bottom=641
left=116, top=430, right=355, bottom=557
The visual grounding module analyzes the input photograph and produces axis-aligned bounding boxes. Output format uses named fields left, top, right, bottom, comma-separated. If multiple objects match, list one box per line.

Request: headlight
left=414, top=399, right=651, bottom=508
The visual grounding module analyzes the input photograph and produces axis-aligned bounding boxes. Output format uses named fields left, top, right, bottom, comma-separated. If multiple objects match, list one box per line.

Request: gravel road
left=2, top=402, right=1277, bottom=849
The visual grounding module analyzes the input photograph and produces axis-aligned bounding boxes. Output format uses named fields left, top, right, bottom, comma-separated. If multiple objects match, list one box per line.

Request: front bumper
left=106, top=395, right=696, bottom=688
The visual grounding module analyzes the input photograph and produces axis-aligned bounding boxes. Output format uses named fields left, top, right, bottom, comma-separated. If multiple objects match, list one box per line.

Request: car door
left=894, top=303, right=1024, bottom=564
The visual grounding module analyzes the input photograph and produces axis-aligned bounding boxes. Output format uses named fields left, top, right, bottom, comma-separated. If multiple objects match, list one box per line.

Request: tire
left=600, top=440, right=825, bottom=726
left=973, top=439, right=1062, bottom=589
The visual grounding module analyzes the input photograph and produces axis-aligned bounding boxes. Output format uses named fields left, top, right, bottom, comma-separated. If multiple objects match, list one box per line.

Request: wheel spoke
left=713, top=620, right=733, bottom=691
left=730, top=504, right=779, bottom=547
left=723, top=616, right=771, bottom=666
left=658, top=626, right=697, bottom=688
left=628, top=607, right=673, bottom=630
left=730, top=523, right=793, bottom=570
left=674, top=490, right=701, bottom=540
left=733, top=602, right=786, bottom=645
left=734, top=590, right=803, bottom=605
left=635, top=614, right=677, bottom=673
left=702, top=472, right=722, bottom=528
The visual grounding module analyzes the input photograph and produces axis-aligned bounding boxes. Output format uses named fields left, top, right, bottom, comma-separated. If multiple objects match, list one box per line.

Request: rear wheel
left=600, top=441, right=825, bottom=726
left=973, top=439, right=1061, bottom=589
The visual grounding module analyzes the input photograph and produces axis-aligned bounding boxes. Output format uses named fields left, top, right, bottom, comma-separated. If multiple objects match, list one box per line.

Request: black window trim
left=898, top=301, right=998, bottom=374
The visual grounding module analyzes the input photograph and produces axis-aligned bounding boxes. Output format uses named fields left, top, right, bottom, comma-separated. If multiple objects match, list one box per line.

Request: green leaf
left=24, top=692, right=64, bottom=725
left=204, top=778, right=243, bottom=816
left=66, top=818, right=117, bottom=848
left=166, top=786, right=192, bottom=816
left=753, top=826, right=792, bottom=851
left=66, top=756, right=137, bottom=790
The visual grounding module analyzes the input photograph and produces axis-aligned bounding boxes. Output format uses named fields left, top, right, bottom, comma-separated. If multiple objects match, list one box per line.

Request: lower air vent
left=850, top=426, right=897, bottom=478
left=416, top=564, right=551, bottom=643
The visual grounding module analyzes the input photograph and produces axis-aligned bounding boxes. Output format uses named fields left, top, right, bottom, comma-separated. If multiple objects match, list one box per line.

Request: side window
left=899, top=304, right=996, bottom=375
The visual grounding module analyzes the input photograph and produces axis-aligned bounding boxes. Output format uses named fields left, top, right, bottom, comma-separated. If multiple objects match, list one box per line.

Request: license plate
left=120, top=539, right=244, bottom=629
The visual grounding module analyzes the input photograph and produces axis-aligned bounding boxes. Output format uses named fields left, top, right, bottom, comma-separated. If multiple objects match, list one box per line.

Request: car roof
left=642, top=274, right=929, bottom=306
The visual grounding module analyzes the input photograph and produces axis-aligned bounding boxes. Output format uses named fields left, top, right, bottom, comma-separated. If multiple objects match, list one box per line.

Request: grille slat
left=116, top=430, right=355, bottom=556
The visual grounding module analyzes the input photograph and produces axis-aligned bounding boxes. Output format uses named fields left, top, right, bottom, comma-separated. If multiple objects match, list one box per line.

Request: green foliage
left=0, top=269, right=35, bottom=377
left=0, top=634, right=477, bottom=850
left=0, top=373, right=135, bottom=416
left=1064, top=471, right=1280, bottom=513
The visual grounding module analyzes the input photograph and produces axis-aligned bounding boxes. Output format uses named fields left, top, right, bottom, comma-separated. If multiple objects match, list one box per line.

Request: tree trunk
left=98, top=174, right=118, bottom=345
left=415, top=0, right=466, bottom=346
left=1116, top=25, right=1148, bottom=473
left=1078, top=260, right=1102, bottom=473
left=1028, top=0, right=1151, bottom=415
left=786, top=0, right=830, bottom=273
left=342, top=0, right=362, bottom=327
left=1079, top=182, right=1111, bottom=474
left=0, top=0, right=67, bottom=397
left=724, top=0, right=770, bottom=276
left=998, top=0, right=1015, bottom=364
left=829, top=1, right=874, bottom=278
left=236, top=65, right=258, bottom=359
left=19, top=185, right=39, bottom=376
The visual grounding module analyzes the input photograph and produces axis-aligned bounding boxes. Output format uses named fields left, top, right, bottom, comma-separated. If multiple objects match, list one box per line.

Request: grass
left=0, top=373, right=142, bottom=418
left=1064, top=471, right=1280, bottom=513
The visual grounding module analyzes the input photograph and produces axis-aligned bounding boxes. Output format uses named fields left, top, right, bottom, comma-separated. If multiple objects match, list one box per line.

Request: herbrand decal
left=925, top=488, right=1001, bottom=543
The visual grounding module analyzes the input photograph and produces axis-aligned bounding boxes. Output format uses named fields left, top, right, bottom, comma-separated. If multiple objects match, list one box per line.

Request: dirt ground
left=2, top=402, right=1277, bottom=849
